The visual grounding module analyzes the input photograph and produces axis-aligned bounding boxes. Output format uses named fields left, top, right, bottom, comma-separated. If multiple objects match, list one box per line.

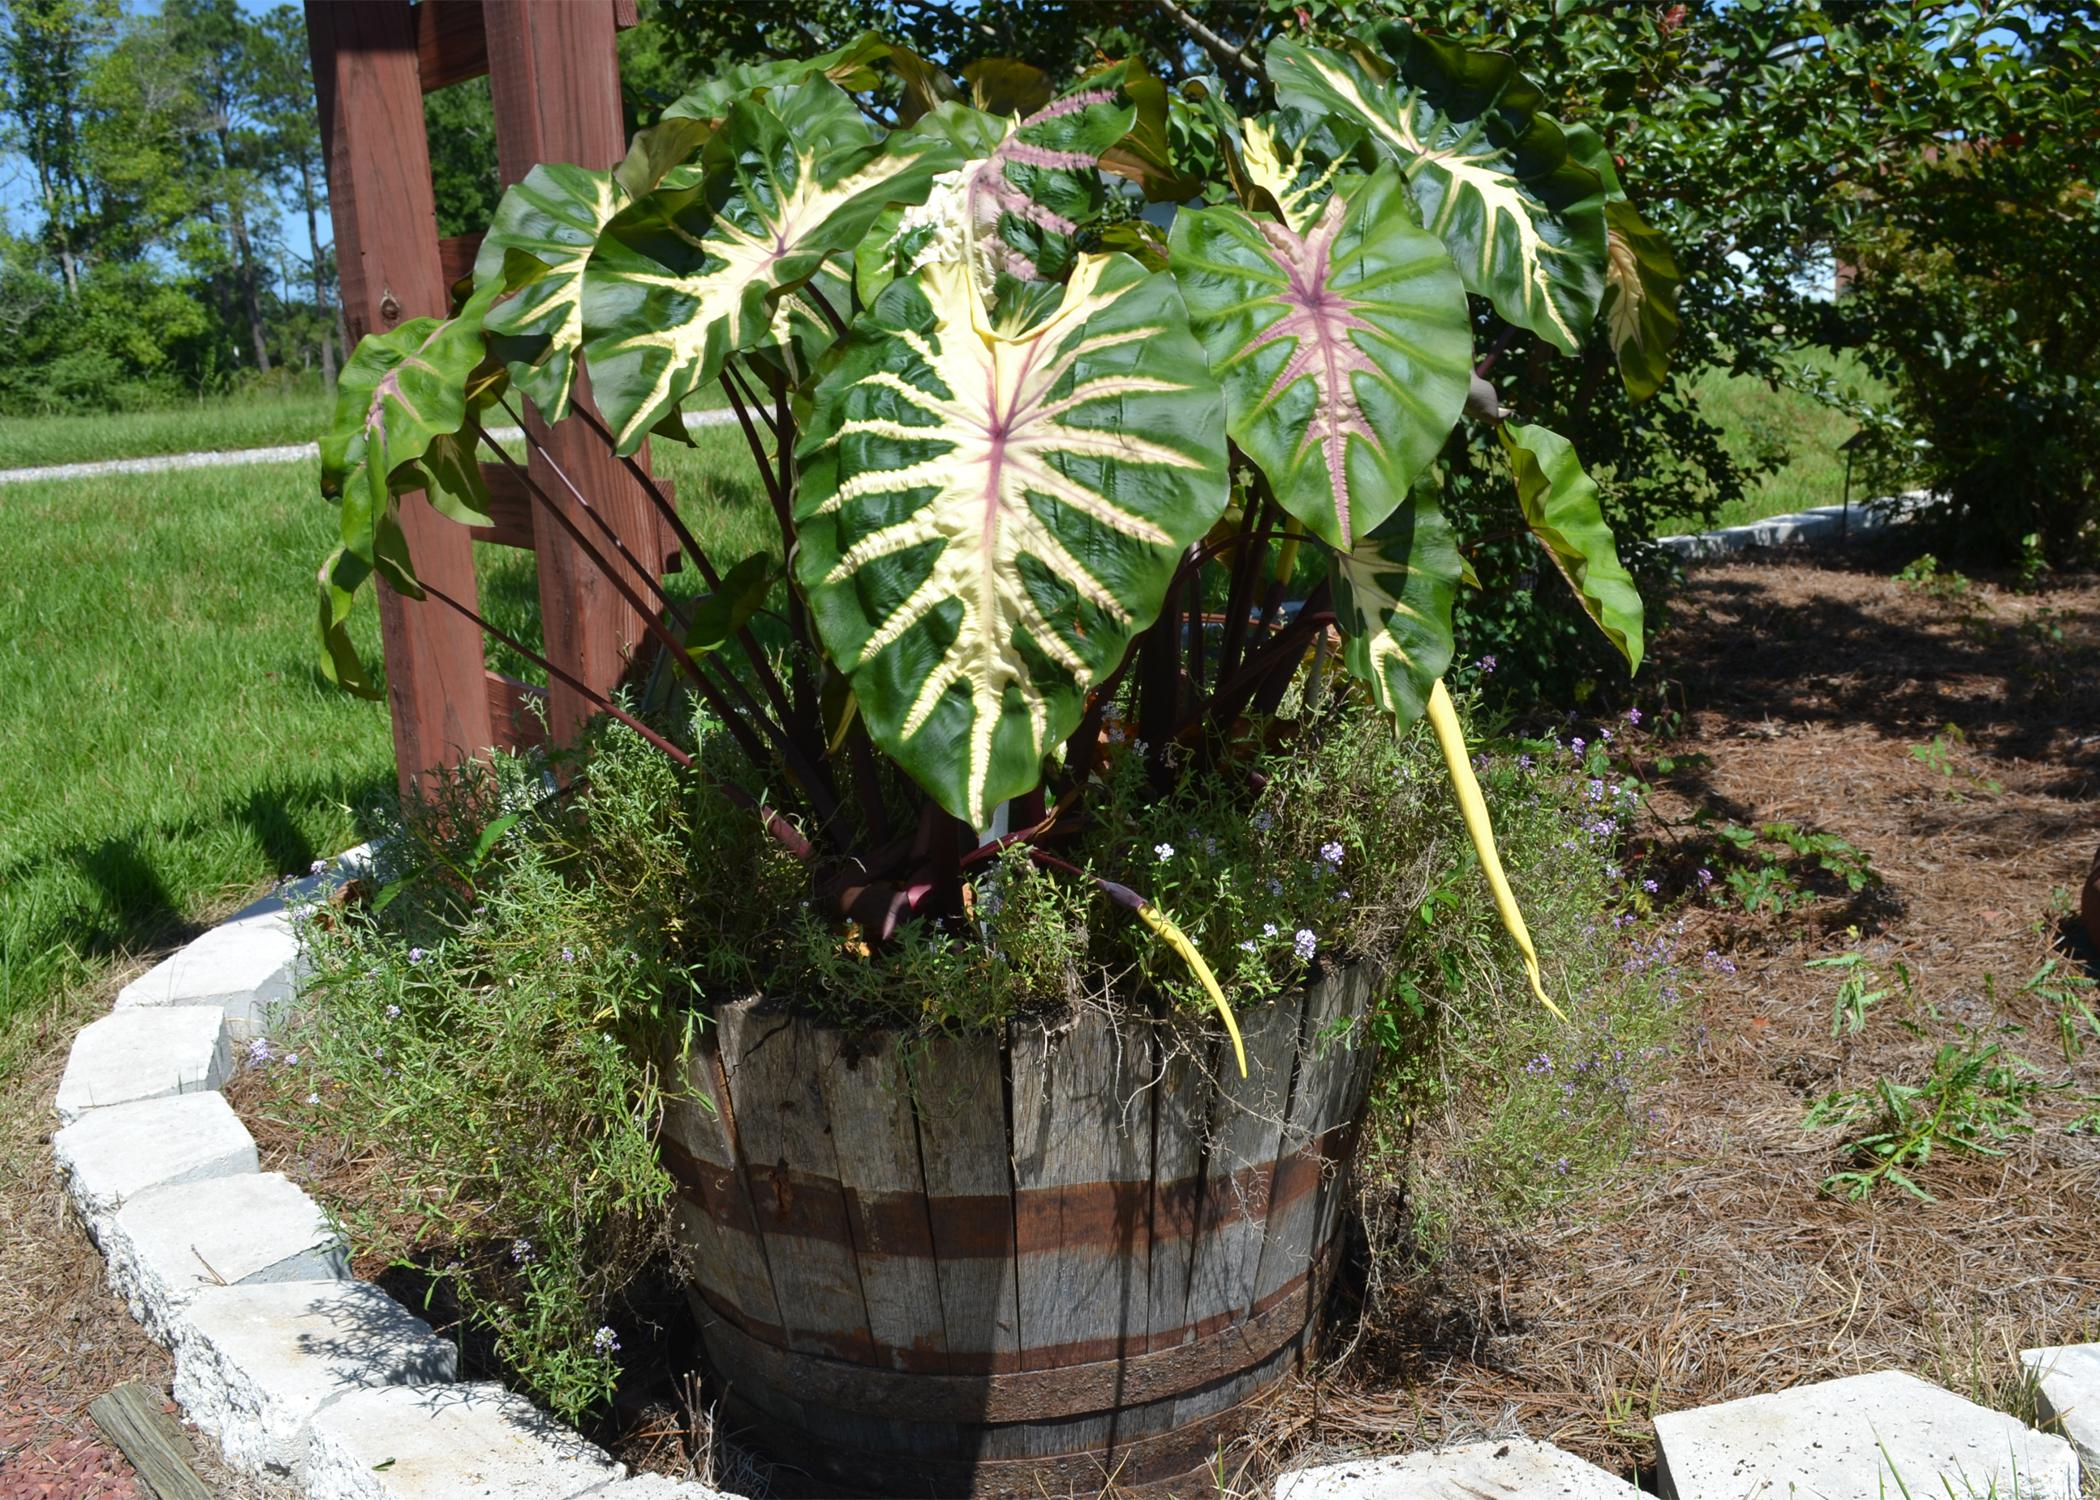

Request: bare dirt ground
left=0, top=992, right=295, bottom=1500
left=1268, top=543, right=2100, bottom=1487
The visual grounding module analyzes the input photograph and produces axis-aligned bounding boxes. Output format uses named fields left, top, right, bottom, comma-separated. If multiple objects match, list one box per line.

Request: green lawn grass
left=0, top=425, right=769, bottom=1052
left=1681, top=351, right=1893, bottom=530
left=0, top=388, right=338, bottom=470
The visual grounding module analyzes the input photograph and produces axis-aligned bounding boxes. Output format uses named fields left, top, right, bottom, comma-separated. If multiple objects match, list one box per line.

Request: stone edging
left=49, top=852, right=2100, bottom=1500
left=1655, top=489, right=1933, bottom=561
left=49, top=846, right=725, bottom=1499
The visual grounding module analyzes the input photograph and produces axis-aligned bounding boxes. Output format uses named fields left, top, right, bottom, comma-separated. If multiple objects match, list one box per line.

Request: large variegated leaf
left=474, top=163, right=626, bottom=420
left=579, top=78, right=960, bottom=452
left=1267, top=27, right=1606, bottom=355
left=1333, top=473, right=1461, bottom=724
left=795, top=253, right=1228, bottom=827
left=1499, top=422, right=1644, bottom=672
left=1564, top=125, right=1681, bottom=402
left=319, top=276, right=506, bottom=530
left=1169, top=163, right=1470, bottom=549
left=1238, top=109, right=1357, bottom=232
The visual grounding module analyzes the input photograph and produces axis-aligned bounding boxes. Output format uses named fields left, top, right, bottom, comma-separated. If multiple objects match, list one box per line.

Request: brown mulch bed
left=0, top=995, right=297, bottom=1500
left=1258, top=544, right=2100, bottom=1486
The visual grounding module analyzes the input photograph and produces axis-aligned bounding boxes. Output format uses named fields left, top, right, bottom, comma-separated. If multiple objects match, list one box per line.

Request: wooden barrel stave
left=670, top=966, right=1378, bottom=1496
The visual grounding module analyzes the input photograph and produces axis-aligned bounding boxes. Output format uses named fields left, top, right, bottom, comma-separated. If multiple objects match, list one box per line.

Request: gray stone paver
left=2023, top=1344, right=2100, bottom=1481
left=55, top=1004, right=233, bottom=1122
left=1275, top=1439, right=1639, bottom=1498
left=303, top=1383, right=622, bottom=1500
left=1654, top=1369, right=2078, bottom=1500
left=103, top=1171, right=348, bottom=1343
left=52, top=1090, right=257, bottom=1224
left=175, top=1280, right=456, bottom=1479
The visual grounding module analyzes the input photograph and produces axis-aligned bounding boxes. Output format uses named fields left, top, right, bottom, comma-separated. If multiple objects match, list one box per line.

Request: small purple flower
left=247, top=1037, right=274, bottom=1066
left=1642, top=879, right=1659, bottom=894
left=1293, top=928, right=1317, bottom=962
left=1627, top=707, right=1643, bottom=725
left=512, top=1238, right=535, bottom=1265
left=592, top=1325, right=621, bottom=1356
left=1319, top=840, right=1344, bottom=868
left=1600, top=726, right=1614, bottom=743
left=1605, top=865, right=1623, bottom=881
left=1239, top=940, right=1257, bottom=953
left=407, top=947, right=426, bottom=965
left=1696, top=867, right=1715, bottom=888
left=304, top=1092, right=319, bottom=1105
left=1475, top=654, right=1498, bottom=674
left=1154, top=842, right=1176, bottom=863
left=308, top=859, right=327, bottom=876
left=1252, top=810, right=1275, bottom=833
left=1570, top=737, right=1586, bottom=757
left=1262, top=922, right=1279, bottom=938
left=1517, top=753, right=1534, bottom=771
left=284, top=1052, right=299, bottom=1067
left=560, top=947, right=575, bottom=963
left=385, top=1004, right=401, bottom=1020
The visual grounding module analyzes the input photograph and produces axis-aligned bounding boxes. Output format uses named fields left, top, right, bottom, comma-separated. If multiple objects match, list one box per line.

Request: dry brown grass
left=0, top=981, right=297, bottom=1500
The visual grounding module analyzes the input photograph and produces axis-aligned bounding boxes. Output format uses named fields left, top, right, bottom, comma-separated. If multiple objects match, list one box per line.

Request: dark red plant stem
left=1215, top=493, right=1278, bottom=682
left=1475, top=323, right=1520, bottom=378
left=721, top=361, right=779, bottom=439
left=414, top=575, right=814, bottom=863
left=480, top=416, right=836, bottom=825
left=801, top=281, right=850, bottom=340
left=718, top=371, right=795, bottom=545
left=1135, top=601, right=1181, bottom=785
left=1198, top=581, right=1335, bottom=734
left=768, top=363, right=820, bottom=732
left=563, top=402, right=800, bottom=738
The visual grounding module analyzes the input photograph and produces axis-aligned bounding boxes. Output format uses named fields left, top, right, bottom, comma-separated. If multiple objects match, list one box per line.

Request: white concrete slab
left=51, top=1091, right=257, bottom=1225
left=304, top=1383, right=622, bottom=1499
left=54, top=1005, right=232, bottom=1123
left=1276, top=1439, right=1638, bottom=1498
left=175, top=1280, right=456, bottom=1479
left=1655, top=1370, right=2078, bottom=1500
left=104, top=1171, right=347, bottom=1343
left=2022, top=1344, right=2100, bottom=1481
left=581, top=1478, right=730, bottom=1499
left=114, top=911, right=302, bottom=1035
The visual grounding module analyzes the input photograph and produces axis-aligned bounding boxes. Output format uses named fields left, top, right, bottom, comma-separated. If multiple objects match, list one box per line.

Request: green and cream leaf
left=475, top=163, right=628, bottom=420
left=1169, top=163, right=1471, bottom=549
left=1267, top=28, right=1607, bottom=354
left=1332, top=474, right=1461, bottom=723
left=795, top=253, right=1228, bottom=826
left=579, top=77, right=961, bottom=452
left=1500, top=422, right=1644, bottom=672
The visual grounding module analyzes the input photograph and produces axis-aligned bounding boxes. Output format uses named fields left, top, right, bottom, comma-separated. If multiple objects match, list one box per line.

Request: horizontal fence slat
left=414, top=0, right=487, bottom=92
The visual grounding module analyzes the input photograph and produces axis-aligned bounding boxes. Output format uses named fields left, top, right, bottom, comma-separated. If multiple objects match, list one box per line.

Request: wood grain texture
left=1251, top=966, right=1367, bottom=1310
left=412, top=0, right=487, bottom=92
left=481, top=0, right=663, bottom=746
left=908, top=1032, right=1021, bottom=1374
left=815, top=1029, right=947, bottom=1372
left=308, top=0, right=496, bottom=789
left=716, top=1000, right=874, bottom=1363
left=1008, top=1017, right=1154, bottom=1372
left=662, top=1032, right=786, bottom=1341
left=88, top=1382, right=212, bottom=1500
left=1144, top=1025, right=1211, bottom=1354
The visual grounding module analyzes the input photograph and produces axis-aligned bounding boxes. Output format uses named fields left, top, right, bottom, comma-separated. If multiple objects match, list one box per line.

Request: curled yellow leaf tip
left=1425, top=679, right=1567, bottom=1024
left=1135, top=901, right=1248, bottom=1078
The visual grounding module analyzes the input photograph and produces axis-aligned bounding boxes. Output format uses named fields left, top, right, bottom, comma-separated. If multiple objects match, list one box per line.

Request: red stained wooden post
left=307, top=0, right=497, bottom=797
left=482, top=0, right=664, bottom=746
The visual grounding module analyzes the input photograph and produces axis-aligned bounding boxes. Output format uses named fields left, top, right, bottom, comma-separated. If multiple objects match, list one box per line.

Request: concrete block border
left=1655, top=489, right=1932, bottom=562
left=47, top=844, right=725, bottom=1499
left=49, top=845, right=2099, bottom=1500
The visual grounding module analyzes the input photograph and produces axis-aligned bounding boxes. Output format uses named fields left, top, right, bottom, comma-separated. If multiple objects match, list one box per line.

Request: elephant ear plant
left=315, top=24, right=1677, bottom=1056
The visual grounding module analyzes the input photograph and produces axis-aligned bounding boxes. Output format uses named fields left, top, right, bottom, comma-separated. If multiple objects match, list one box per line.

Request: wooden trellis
left=307, top=0, right=675, bottom=796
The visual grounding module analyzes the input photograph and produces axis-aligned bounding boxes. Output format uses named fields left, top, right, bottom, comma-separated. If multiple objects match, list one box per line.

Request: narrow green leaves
left=581, top=78, right=960, bottom=452
left=1332, top=475, right=1462, bottom=723
left=1499, top=422, right=1644, bottom=673
left=1171, top=162, right=1471, bottom=549
left=1268, top=27, right=1607, bottom=355
left=795, top=253, right=1228, bottom=827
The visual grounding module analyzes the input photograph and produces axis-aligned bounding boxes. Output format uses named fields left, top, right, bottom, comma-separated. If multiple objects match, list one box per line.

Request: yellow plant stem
left=1426, top=679, right=1566, bottom=1022
left=1134, top=901, right=1249, bottom=1078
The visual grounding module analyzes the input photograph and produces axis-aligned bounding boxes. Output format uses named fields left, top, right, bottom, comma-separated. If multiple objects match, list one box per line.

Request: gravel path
left=0, top=409, right=739, bottom=488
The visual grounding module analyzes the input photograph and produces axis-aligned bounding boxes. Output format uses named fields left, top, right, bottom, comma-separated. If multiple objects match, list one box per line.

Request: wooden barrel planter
left=658, top=963, right=1382, bottom=1497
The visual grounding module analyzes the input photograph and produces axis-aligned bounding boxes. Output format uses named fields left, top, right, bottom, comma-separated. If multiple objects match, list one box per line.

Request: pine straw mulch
left=1229, top=540, right=2100, bottom=1489
left=0, top=990, right=297, bottom=1500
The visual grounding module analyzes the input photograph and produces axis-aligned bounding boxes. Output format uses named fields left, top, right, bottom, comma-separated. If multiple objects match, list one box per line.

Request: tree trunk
left=231, top=207, right=272, bottom=374
left=300, top=156, right=333, bottom=385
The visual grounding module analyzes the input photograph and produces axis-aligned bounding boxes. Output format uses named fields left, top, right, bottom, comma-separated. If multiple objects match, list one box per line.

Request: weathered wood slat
left=1008, top=1017, right=1153, bottom=1371
left=435, top=230, right=482, bottom=289
left=89, top=1382, right=213, bottom=1500
left=1251, top=966, right=1369, bottom=1310
left=815, top=1029, right=946, bottom=1373
left=1179, top=994, right=1302, bottom=1336
left=661, top=1036, right=786, bottom=1342
left=483, top=671, right=546, bottom=753
left=908, top=1032, right=1021, bottom=1374
left=1144, top=1025, right=1210, bottom=1354
left=716, top=1000, right=874, bottom=1363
